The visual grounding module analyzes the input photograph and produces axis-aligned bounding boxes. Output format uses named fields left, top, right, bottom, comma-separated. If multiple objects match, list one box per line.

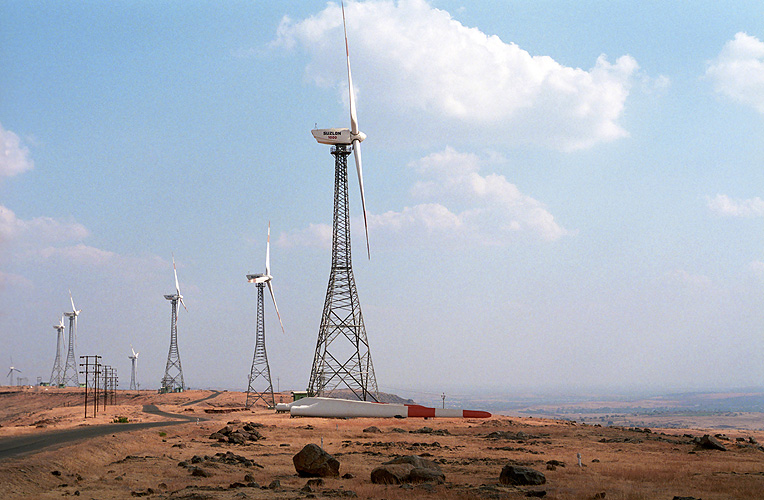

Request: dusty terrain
left=1, top=386, right=763, bottom=499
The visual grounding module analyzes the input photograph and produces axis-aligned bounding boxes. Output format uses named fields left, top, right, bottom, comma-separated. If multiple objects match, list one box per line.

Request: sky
left=1, top=0, right=763, bottom=402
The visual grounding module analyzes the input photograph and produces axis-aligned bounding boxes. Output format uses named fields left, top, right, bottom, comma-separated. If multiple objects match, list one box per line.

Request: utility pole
left=79, top=355, right=101, bottom=418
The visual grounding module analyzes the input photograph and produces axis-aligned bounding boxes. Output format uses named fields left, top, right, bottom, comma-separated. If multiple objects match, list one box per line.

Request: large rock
left=370, top=464, right=414, bottom=484
left=499, top=465, right=546, bottom=486
left=695, top=434, right=727, bottom=451
left=370, top=455, right=445, bottom=484
left=293, top=444, right=340, bottom=477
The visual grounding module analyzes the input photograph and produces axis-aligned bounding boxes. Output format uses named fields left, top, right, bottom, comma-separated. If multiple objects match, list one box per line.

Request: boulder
left=190, top=467, right=212, bottom=477
left=695, top=434, right=727, bottom=451
left=370, top=464, right=415, bottom=484
left=363, top=426, right=382, bottom=433
left=370, top=455, right=445, bottom=484
left=500, top=465, right=546, bottom=486
left=293, top=444, right=340, bottom=477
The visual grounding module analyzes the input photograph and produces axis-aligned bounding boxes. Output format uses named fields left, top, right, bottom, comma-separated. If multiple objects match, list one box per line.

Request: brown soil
left=1, top=386, right=763, bottom=499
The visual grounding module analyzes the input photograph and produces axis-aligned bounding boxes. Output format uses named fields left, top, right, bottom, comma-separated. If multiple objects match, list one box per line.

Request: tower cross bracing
left=62, top=313, right=79, bottom=387
left=246, top=283, right=275, bottom=408
left=50, top=318, right=66, bottom=387
left=308, top=145, right=378, bottom=402
left=161, top=295, right=184, bottom=393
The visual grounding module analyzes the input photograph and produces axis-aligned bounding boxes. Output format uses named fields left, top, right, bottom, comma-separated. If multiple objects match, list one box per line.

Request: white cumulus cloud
left=38, top=244, right=117, bottom=266
left=405, top=147, right=568, bottom=242
left=0, top=205, right=89, bottom=246
left=278, top=223, right=334, bottom=249
left=275, top=0, right=638, bottom=151
left=279, top=146, right=568, bottom=249
left=706, top=32, right=764, bottom=113
left=707, top=194, right=764, bottom=218
left=0, top=123, right=34, bottom=178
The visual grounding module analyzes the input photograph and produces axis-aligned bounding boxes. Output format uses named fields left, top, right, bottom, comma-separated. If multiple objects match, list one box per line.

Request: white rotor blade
left=69, top=290, right=79, bottom=314
left=172, top=255, right=181, bottom=296
left=353, top=139, right=370, bottom=259
left=131, top=345, right=137, bottom=357
left=267, top=281, right=285, bottom=334
left=179, top=295, right=188, bottom=312
left=342, top=2, right=359, bottom=136
left=265, top=222, right=271, bottom=276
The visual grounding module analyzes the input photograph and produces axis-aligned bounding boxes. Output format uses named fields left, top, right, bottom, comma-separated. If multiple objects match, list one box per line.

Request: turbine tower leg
left=308, top=144, right=379, bottom=402
left=246, top=283, right=275, bottom=408
left=161, top=298, right=184, bottom=393
left=62, top=316, right=80, bottom=387
left=50, top=330, right=65, bottom=387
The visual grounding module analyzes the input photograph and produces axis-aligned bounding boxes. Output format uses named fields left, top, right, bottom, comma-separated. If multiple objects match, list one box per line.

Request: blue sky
left=1, top=0, right=763, bottom=400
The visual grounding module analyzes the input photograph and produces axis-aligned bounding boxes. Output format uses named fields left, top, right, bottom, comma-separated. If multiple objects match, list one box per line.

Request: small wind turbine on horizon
left=62, top=291, right=81, bottom=387
left=246, top=222, right=285, bottom=408
left=129, top=345, right=139, bottom=391
left=161, top=255, right=186, bottom=393
left=7, top=358, right=21, bottom=386
left=49, top=315, right=66, bottom=387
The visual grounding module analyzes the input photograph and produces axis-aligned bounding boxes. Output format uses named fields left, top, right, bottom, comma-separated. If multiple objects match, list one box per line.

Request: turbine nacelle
left=311, top=128, right=366, bottom=146
left=247, top=273, right=272, bottom=284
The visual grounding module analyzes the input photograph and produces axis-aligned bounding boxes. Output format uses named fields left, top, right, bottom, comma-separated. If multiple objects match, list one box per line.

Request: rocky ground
left=0, top=387, right=763, bottom=499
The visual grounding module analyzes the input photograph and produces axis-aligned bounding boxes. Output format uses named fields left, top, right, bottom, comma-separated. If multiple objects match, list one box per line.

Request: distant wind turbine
left=246, top=222, right=285, bottom=408
left=7, top=357, right=21, bottom=386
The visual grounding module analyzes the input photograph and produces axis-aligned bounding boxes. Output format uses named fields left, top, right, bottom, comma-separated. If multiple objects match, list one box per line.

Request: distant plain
left=1, top=387, right=763, bottom=499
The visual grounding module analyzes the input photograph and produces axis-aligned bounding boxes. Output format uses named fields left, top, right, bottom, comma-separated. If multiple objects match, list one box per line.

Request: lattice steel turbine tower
left=307, top=3, right=379, bottom=402
left=161, top=256, right=186, bottom=393
left=62, top=292, right=81, bottom=387
left=128, top=346, right=139, bottom=390
left=49, top=315, right=66, bottom=387
left=245, top=224, right=285, bottom=408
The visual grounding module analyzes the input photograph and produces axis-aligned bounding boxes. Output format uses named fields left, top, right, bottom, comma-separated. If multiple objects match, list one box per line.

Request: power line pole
left=79, top=355, right=101, bottom=418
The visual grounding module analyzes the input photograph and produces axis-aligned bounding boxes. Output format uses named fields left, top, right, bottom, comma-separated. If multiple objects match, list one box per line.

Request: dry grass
left=0, top=389, right=762, bottom=499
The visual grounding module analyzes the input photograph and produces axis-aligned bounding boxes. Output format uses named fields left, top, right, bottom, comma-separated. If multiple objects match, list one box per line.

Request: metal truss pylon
left=161, top=297, right=184, bottom=393
left=246, top=283, right=275, bottom=408
left=307, top=144, right=379, bottom=402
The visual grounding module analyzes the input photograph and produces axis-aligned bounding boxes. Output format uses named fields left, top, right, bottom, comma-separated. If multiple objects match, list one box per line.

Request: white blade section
left=69, top=290, right=80, bottom=315
left=172, top=255, right=181, bottom=296
left=267, top=281, right=285, bottom=334
left=342, top=2, right=359, bottom=136
left=353, top=139, right=370, bottom=259
left=265, top=222, right=271, bottom=276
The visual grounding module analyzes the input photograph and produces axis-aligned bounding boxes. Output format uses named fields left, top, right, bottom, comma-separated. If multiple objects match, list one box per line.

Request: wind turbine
left=128, top=345, right=139, bottom=391
left=161, top=255, right=185, bottom=393
left=310, top=1, right=370, bottom=259
left=49, top=315, right=66, bottom=387
left=62, top=291, right=81, bottom=387
left=307, top=2, right=379, bottom=402
left=246, top=222, right=284, bottom=408
left=7, top=358, right=21, bottom=386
